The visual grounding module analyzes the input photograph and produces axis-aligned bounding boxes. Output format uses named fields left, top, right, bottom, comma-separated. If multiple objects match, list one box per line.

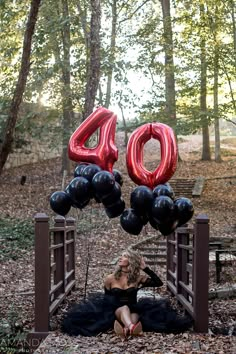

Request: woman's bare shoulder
left=104, top=273, right=114, bottom=281
left=104, top=273, right=115, bottom=288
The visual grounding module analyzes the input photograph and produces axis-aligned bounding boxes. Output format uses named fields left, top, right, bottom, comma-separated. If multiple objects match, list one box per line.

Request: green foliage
left=0, top=303, right=28, bottom=354
left=0, top=0, right=235, bottom=155
left=0, top=218, right=34, bottom=261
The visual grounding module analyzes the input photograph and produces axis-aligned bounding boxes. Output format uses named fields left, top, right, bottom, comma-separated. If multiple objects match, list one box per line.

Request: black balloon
left=157, top=218, right=179, bottom=236
left=50, top=191, right=72, bottom=216
left=74, top=163, right=88, bottom=178
left=130, top=186, right=154, bottom=216
left=94, top=194, right=102, bottom=203
left=101, top=182, right=122, bottom=207
left=68, top=177, right=91, bottom=205
left=120, top=208, right=143, bottom=235
left=174, top=197, right=194, bottom=226
left=72, top=198, right=90, bottom=210
left=82, top=164, right=102, bottom=182
left=105, top=198, right=125, bottom=218
left=153, top=184, right=175, bottom=200
left=92, top=171, right=115, bottom=196
left=152, top=196, right=175, bottom=222
left=148, top=214, right=159, bottom=230
left=140, top=213, right=149, bottom=225
left=113, top=169, right=123, bottom=186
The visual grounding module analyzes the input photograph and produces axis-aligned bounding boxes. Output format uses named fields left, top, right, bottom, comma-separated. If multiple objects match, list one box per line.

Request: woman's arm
left=139, top=258, right=163, bottom=288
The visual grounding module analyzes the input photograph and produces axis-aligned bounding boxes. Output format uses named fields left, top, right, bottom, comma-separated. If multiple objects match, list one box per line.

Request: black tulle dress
left=61, top=267, right=193, bottom=336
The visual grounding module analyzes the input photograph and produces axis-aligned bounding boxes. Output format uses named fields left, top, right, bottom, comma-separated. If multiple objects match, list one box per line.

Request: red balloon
left=68, top=107, right=118, bottom=172
left=126, top=123, right=178, bottom=189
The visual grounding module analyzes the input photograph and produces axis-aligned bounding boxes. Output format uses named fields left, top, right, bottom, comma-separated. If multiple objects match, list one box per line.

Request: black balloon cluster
left=49, top=163, right=125, bottom=218
left=50, top=165, right=194, bottom=237
left=119, top=183, right=194, bottom=236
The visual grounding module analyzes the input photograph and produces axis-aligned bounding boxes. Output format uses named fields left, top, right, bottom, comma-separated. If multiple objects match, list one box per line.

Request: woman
left=62, top=249, right=192, bottom=337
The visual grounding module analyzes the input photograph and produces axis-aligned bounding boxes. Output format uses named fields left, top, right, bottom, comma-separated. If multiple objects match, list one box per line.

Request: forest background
left=0, top=0, right=235, bottom=172
left=0, top=0, right=236, bottom=353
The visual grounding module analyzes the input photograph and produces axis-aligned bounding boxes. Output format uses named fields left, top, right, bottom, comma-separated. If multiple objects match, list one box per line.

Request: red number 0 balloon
left=68, top=107, right=118, bottom=172
left=126, top=123, right=178, bottom=189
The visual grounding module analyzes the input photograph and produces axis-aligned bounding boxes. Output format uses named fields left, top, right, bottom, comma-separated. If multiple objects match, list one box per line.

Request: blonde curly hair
left=114, top=248, right=142, bottom=285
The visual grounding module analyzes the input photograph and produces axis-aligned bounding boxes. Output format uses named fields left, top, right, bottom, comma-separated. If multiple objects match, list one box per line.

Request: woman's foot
left=129, top=321, right=143, bottom=336
left=114, top=320, right=127, bottom=338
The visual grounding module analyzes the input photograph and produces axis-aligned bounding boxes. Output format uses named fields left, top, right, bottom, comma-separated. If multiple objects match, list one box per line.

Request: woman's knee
left=115, top=305, right=129, bottom=317
left=118, top=305, right=129, bottom=312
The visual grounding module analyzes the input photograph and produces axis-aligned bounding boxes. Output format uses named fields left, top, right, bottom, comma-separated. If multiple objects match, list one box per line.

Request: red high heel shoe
left=129, top=321, right=143, bottom=335
left=114, top=320, right=128, bottom=338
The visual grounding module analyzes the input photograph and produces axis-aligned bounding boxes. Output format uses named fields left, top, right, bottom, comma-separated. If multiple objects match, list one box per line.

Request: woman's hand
left=140, top=257, right=146, bottom=270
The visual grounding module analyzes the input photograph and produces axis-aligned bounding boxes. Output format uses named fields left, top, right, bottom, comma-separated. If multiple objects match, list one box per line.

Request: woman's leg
left=114, top=306, right=142, bottom=336
left=115, top=305, right=133, bottom=328
left=130, top=313, right=139, bottom=325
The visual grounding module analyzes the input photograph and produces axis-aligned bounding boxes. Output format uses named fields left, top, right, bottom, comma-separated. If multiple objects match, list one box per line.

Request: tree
left=0, top=0, right=41, bottom=174
left=60, top=0, right=74, bottom=173
left=104, top=0, right=117, bottom=108
left=160, top=0, right=176, bottom=130
left=200, top=3, right=211, bottom=161
left=83, top=0, right=101, bottom=120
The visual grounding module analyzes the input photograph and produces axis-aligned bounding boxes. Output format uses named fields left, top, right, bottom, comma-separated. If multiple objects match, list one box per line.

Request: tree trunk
left=160, top=0, right=176, bottom=130
left=83, top=0, right=101, bottom=120
left=105, top=0, right=117, bottom=108
left=118, top=101, right=128, bottom=146
left=0, top=0, right=41, bottom=174
left=230, top=0, right=236, bottom=66
left=214, top=48, right=221, bottom=162
left=61, top=0, right=74, bottom=173
left=212, top=4, right=221, bottom=162
left=200, top=4, right=211, bottom=161
left=221, top=59, right=236, bottom=113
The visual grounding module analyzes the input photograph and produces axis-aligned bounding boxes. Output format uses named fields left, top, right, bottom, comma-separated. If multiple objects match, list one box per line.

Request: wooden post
left=34, top=213, right=50, bottom=332
left=193, top=214, right=209, bottom=332
left=66, top=217, right=76, bottom=286
left=176, top=231, right=189, bottom=299
left=54, top=216, right=66, bottom=297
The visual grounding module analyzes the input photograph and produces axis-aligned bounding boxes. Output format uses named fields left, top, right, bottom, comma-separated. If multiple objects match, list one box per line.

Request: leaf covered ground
left=0, top=134, right=236, bottom=353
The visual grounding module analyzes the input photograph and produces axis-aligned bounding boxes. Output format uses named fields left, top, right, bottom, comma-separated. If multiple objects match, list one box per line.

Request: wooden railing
left=27, top=213, right=76, bottom=352
left=167, top=214, right=209, bottom=332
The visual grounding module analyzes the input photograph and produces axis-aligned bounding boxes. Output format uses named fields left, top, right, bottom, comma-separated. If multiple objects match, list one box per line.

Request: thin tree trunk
left=200, top=4, right=211, bottom=161
left=105, top=0, right=117, bottom=108
left=61, top=0, right=73, bottom=173
left=83, top=0, right=101, bottom=120
left=214, top=48, right=221, bottom=162
left=212, top=4, right=221, bottom=162
left=160, top=0, right=176, bottom=130
left=0, top=0, right=41, bottom=174
left=230, top=0, right=236, bottom=66
left=222, top=60, right=236, bottom=113
left=118, top=101, right=128, bottom=146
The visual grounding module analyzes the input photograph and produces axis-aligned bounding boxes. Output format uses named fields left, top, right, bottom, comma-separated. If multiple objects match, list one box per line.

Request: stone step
left=169, top=178, right=196, bottom=198
left=145, top=260, right=166, bottom=266
left=140, top=246, right=167, bottom=252
left=141, top=253, right=166, bottom=259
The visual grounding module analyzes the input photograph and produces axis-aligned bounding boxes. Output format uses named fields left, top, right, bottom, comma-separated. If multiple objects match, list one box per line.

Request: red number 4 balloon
left=68, top=107, right=118, bottom=172
left=68, top=107, right=178, bottom=188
